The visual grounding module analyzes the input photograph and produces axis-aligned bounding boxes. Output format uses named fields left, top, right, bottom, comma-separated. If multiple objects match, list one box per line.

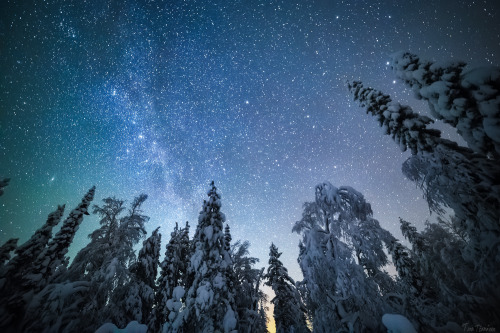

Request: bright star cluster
left=1, top=0, right=499, bottom=283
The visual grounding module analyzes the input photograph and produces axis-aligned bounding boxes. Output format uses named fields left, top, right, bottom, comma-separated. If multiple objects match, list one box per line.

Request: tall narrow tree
left=230, top=240, right=267, bottom=333
left=153, top=222, right=191, bottom=332
left=118, top=227, right=162, bottom=327
left=65, top=196, right=126, bottom=281
left=265, top=243, right=309, bottom=333
left=25, top=186, right=95, bottom=291
left=4, top=205, right=65, bottom=280
left=177, top=181, right=238, bottom=333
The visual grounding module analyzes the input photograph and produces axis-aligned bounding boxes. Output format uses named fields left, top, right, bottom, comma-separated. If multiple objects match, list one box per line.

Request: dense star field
left=1, top=0, right=499, bottom=302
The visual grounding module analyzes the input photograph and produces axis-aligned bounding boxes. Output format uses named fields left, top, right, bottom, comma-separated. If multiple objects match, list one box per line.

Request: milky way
left=1, top=0, right=499, bottom=282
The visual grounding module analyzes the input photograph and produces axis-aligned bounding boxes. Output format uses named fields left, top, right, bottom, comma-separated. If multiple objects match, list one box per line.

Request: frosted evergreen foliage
left=26, top=186, right=95, bottom=290
left=385, top=235, right=441, bottom=330
left=265, top=243, right=309, bottom=333
left=399, top=218, right=499, bottom=327
left=4, top=205, right=65, bottom=280
left=293, top=183, right=395, bottom=332
left=0, top=205, right=65, bottom=328
left=391, top=51, right=500, bottom=157
left=177, top=181, right=238, bottom=333
left=0, top=237, right=18, bottom=313
left=120, top=227, right=161, bottom=327
left=256, top=300, right=270, bottom=333
left=66, top=196, right=126, bottom=281
left=348, top=80, right=448, bottom=156
left=0, top=187, right=94, bottom=332
left=386, top=240, right=421, bottom=295
left=224, top=224, right=232, bottom=253
left=21, top=280, right=90, bottom=332
left=348, top=81, right=500, bottom=302
left=64, top=194, right=149, bottom=331
left=231, top=240, right=267, bottom=333
left=153, top=222, right=191, bottom=333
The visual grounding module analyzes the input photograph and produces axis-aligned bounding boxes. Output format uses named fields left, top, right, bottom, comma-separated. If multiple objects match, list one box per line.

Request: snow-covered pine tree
left=0, top=187, right=95, bottom=332
left=65, top=196, right=126, bottom=281
left=223, top=224, right=237, bottom=323
left=21, top=280, right=90, bottom=332
left=293, top=183, right=394, bottom=332
left=119, top=227, right=162, bottom=327
left=399, top=218, right=497, bottom=327
left=19, top=187, right=94, bottom=295
left=384, top=238, right=433, bottom=327
left=391, top=51, right=500, bottom=158
left=265, top=243, right=309, bottom=333
left=0, top=205, right=65, bottom=330
left=152, top=222, right=191, bottom=333
left=26, top=186, right=95, bottom=290
left=3, top=205, right=65, bottom=281
left=348, top=81, right=500, bottom=303
left=177, top=181, right=238, bottom=333
left=63, top=194, right=149, bottom=331
left=230, top=241, right=267, bottom=333
left=256, top=299, right=270, bottom=333
left=117, top=194, right=150, bottom=263
left=399, top=219, right=425, bottom=255
left=386, top=239, right=421, bottom=295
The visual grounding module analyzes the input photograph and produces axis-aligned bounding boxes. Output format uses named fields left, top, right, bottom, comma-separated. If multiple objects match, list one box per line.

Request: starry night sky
left=1, top=0, right=499, bottom=286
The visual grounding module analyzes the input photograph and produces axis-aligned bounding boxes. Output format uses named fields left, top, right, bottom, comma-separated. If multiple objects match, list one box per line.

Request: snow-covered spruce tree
left=152, top=222, right=191, bottom=333
left=223, top=224, right=238, bottom=325
left=399, top=218, right=496, bottom=327
left=293, top=182, right=395, bottom=332
left=256, top=298, right=270, bottom=333
left=231, top=240, right=267, bottom=333
left=348, top=81, right=500, bottom=304
left=386, top=239, right=421, bottom=296
left=62, top=194, right=149, bottom=331
left=176, top=181, right=238, bottom=333
left=21, top=279, right=91, bottom=332
left=3, top=205, right=65, bottom=282
left=0, top=187, right=95, bottom=332
left=0, top=205, right=65, bottom=329
left=119, top=227, right=162, bottom=327
left=65, top=196, right=126, bottom=281
left=0, top=178, right=10, bottom=196
left=265, top=243, right=309, bottom=333
left=391, top=51, right=500, bottom=158
left=384, top=237, right=442, bottom=329
left=25, top=187, right=95, bottom=290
